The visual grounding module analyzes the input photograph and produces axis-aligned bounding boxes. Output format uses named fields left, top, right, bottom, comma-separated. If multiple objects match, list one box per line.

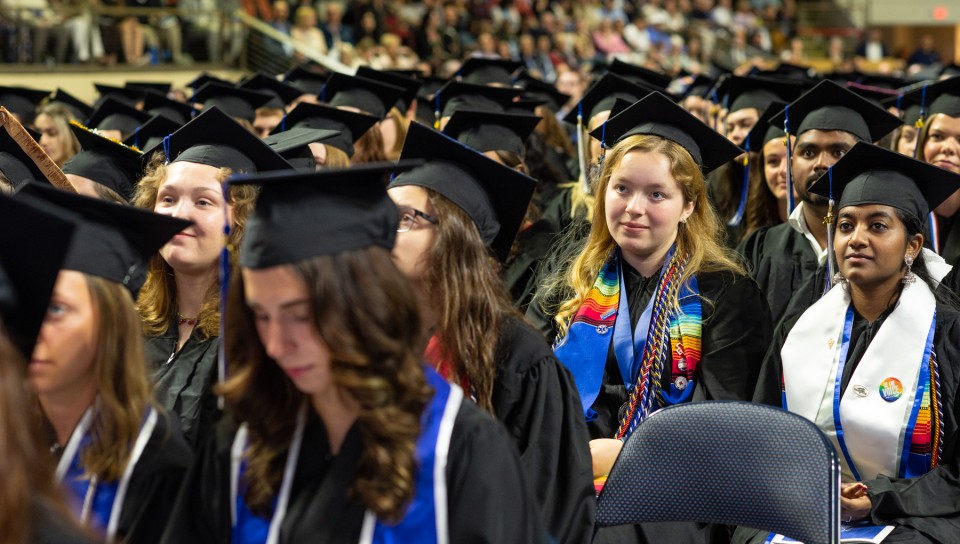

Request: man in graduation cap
left=738, top=80, right=902, bottom=325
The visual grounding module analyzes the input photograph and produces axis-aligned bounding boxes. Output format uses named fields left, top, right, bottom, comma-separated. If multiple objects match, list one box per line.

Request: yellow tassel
left=915, top=116, right=925, bottom=129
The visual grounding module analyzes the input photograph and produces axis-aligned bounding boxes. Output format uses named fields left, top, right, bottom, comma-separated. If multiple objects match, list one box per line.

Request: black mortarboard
left=356, top=66, right=422, bottom=112
left=124, top=114, right=180, bottom=152
left=720, top=75, right=807, bottom=113
left=845, top=82, right=899, bottom=108
left=770, top=80, right=902, bottom=142
left=434, top=80, right=524, bottom=119
left=94, top=83, right=148, bottom=107
left=562, top=73, right=657, bottom=125
left=505, top=96, right=545, bottom=115
left=85, top=97, right=152, bottom=139
left=0, top=86, right=50, bottom=124
left=125, top=81, right=172, bottom=95
left=47, top=88, right=93, bottom=120
left=810, top=142, right=960, bottom=223
left=608, top=59, right=672, bottom=90
left=238, top=73, right=304, bottom=109
left=682, top=75, right=716, bottom=98
left=442, top=109, right=540, bottom=156
left=900, top=77, right=960, bottom=119
left=262, top=126, right=340, bottom=170
left=939, top=64, right=960, bottom=79
left=64, top=122, right=144, bottom=201
left=514, top=71, right=571, bottom=112
left=391, top=122, right=537, bottom=261
left=766, top=62, right=816, bottom=81
left=0, top=128, right=46, bottom=188
left=321, top=74, right=404, bottom=119
left=0, top=194, right=75, bottom=360
left=17, top=182, right=190, bottom=295
left=231, top=162, right=420, bottom=268
left=743, top=101, right=787, bottom=151
left=855, top=74, right=905, bottom=91
left=589, top=91, right=743, bottom=173
left=283, top=65, right=330, bottom=96
left=142, top=92, right=195, bottom=124
left=417, top=76, right=447, bottom=99
left=190, top=82, right=274, bottom=123
left=456, top=58, right=523, bottom=86
left=144, top=106, right=293, bottom=173
left=273, top=102, right=378, bottom=158
left=187, top=73, right=233, bottom=93
left=881, top=93, right=923, bottom=126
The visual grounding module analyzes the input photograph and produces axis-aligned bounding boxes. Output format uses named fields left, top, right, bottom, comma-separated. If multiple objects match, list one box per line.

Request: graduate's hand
left=589, top=439, right=624, bottom=479
left=840, top=482, right=872, bottom=522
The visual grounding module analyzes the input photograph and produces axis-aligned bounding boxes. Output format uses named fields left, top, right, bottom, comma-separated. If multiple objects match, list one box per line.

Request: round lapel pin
left=879, top=377, right=903, bottom=402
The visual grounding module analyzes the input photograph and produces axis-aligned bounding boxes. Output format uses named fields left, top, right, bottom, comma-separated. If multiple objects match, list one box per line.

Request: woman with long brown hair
left=161, top=164, right=547, bottom=542
left=134, top=107, right=291, bottom=448
left=18, top=183, right=192, bottom=544
left=528, top=93, right=772, bottom=543
left=34, top=103, right=81, bottom=168
left=736, top=102, right=790, bottom=243
left=388, top=123, right=596, bottom=544
left=0, top=194, right=96, bottom=544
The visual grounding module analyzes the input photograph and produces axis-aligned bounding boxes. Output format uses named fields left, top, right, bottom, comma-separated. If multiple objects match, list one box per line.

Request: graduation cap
left=283, top=65, right=330, bottom=96
left=766, top=62, right=816, bottom=81
left=356, top=67, right=422, bottom=113
left=125, top=81, right=172, bottom=95
left=47, top=88, right=93, bottom=120
left=0, top=127, right=46, bottom=188
left=900, top=76, right=960, bottom=121
left=391, top=122, right=537, bottom=261
left=16, top=182, right=191, bottom=295
left=0, top=86, right=50, bottom=124
left=434, top=80, right=525, bottom=120
left=145, top=106, right=293, bottom=173
left=190, top=82, right=274, bottom=123
left=513, top=71, right=571, bottom=112
left=142, top=92, right=195, bottom=124
left=231, top=162, right=422, bottom=268
left=272, top=102, right=378, bottom=158
left=845, top=82, right=899, bottom=108
left=94, top=83, right=148, bottom=108
left=855, top=74, right=905, bottom=91
left=456, top=57, right=524, bottom=86
left=187, top=73, right=233, bottom=93
left=85, top=97, right=152, bottom=139
left=770, top=80, right=902, bottom=142
left=882, top=94, right=923, bottom=127
left=64, top=122, right=144, bottom=201
left=608, top=59, right=672, bottom=90
left=682, top=75, right=716, bottom=98
left=810, top=142, right=960, bottom=223
left=719, top=75, right=807, bottom=114
left=124, top=114, right=180, bottom=152
left=562, top=73, right=657, bottom=125
left=238, top=73, right=304, bottom=109
left=743, top=101, right=788, bottom=151
left=442, top=109, right=540, bottom=156
left=0, top=193, right=76, bottom=360
left=939, top=64, right=960, bottom=79
left=588, top=91, right=743, bottom=173
left=321, top=73, right=404, bottom=119
left=262, top=126, right=341, bottom=170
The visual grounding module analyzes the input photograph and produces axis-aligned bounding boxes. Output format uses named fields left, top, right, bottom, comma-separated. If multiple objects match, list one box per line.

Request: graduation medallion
left=596, top=325, right=609, bottom=335
left=879, top=377, right=903, bottom=402
left=674, top=376, right=688, bottom=391
left=852, top=384, right=868, bottom=398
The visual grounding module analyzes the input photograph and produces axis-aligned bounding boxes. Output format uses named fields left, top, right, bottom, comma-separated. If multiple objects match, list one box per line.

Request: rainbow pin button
left=879, top=377, right=903, bottom=402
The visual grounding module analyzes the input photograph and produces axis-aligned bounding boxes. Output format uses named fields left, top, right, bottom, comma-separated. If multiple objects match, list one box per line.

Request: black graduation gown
left=504, top=219, right=559, bottom=312
left=146, top=321, right=220, bottom=449
left=31, top=498, right=100, bottom=544
left=528, top=266, right=773, bottom=544
left=493, top=316, right=597, bottom=544
left=934, top=214, right=960, bottom=267
left=160, top=402, right=548, bottom=544
left=737, top=221, right=821, bottom=326
left=749, top=302, right=960, bottom=543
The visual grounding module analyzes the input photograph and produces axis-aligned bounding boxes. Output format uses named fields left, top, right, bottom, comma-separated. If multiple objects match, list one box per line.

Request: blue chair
left=596, top=401, right=840, bottom=544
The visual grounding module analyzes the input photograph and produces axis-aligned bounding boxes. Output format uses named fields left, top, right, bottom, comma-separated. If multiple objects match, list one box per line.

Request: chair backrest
left=596, top=401, right=840, bottom=544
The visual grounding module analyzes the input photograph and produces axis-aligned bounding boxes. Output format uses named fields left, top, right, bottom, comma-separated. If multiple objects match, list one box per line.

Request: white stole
left=781, top=280, right=935, bottom=481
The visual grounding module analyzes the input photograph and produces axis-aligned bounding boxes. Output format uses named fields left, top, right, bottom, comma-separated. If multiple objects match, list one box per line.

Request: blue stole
left=233, top=366, right=455, bottom=543
left=63, top=435, right=119, bottom=534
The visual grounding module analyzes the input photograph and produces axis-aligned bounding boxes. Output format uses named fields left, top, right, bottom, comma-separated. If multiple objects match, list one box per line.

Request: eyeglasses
left=397, top=206, right=439, bottom=233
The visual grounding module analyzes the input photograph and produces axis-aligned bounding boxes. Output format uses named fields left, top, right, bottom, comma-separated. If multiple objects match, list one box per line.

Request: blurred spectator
left=596, top=0, right=626, bottom=24
left=592, top=17, right=629, bottom=57
left=554, top=67, right=585, bottom=119
left=320, top=2, right=350, bottom=53
left=519, top=33, right=556, bottom=82
left=623, top=13, right=651, bottom=59
left=907, top=33, right=939, bottom=66
left=291, top=5, right=326, bottom=62
left=855, top=28, right=888, bottom=62
left=712, top=0, right=734, bottom=29
left=0, top=0, right=61, bottom=63
left=61, top=0, right=105, bottom=64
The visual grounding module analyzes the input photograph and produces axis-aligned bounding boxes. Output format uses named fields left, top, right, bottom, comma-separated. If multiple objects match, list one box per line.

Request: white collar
left=787, top=201, right=828, bottom=264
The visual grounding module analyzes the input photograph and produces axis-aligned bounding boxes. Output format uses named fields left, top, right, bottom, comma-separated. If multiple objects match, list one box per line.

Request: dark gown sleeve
left=120, top=409, right=194, bottom=544
left=492, top=317, right=596, bottom=544
left=863, top=307, right=960, bottom=541
left=692, top=272, right=773, bottom=403
left=751, top=314, right=797, bottom=407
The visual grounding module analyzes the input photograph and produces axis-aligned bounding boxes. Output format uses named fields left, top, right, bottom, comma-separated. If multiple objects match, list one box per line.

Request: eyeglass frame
left=396, top=206, right=439, bottom=233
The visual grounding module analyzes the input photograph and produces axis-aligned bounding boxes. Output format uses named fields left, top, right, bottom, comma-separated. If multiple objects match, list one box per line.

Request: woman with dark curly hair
left=133, top=107, right=292, bottom=449
left=160, top=164, right=547, bottom=543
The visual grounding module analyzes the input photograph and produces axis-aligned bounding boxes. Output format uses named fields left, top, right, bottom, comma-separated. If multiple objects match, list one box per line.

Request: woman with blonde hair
left=389, top=123, right=596, bottom=544
left=34, top=103, right=81, bottom=168
left=18, top=183, right=193, bottom=544
left=161, top=164, right=547, bottom=542
left=134, top=107, right=291, bottom=448
left=528, top=92, right=771, bottom=543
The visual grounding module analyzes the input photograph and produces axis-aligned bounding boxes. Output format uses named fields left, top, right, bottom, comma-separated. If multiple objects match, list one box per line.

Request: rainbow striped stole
left=906, top=352, right=944, bottom=474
